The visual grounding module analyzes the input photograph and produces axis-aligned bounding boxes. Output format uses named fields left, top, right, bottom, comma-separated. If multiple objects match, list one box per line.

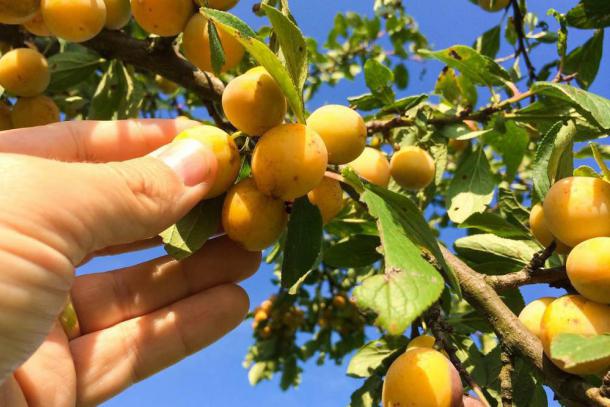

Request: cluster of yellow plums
left=317, top=294, right=365, bottom=335
left=0, top=47, right=60, bottom=129
left=382, top=334, right=484, bottom=407
left=251, top=295, right=305, bottom=340
left=520, top=176, right=610, bottom=375
left=0, top=0, right=244, bottom=74
left=176, top=65, right=438, bottom=252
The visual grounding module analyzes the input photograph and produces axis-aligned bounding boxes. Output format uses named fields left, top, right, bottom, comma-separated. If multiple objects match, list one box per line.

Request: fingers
left=71, top=284, right=249, bottom=407
left=13, top=323, right=76, bottom=407
left=72, top=236, right=260, bottom=334
left=0, top=119, right=200, bottom=162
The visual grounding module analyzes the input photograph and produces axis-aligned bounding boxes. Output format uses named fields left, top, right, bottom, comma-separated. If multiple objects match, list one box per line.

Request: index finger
left=0, top=118, right=201, bottom=162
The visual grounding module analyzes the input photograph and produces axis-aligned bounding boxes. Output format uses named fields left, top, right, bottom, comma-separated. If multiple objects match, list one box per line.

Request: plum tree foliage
left=3, top=0, right=610, bottom=405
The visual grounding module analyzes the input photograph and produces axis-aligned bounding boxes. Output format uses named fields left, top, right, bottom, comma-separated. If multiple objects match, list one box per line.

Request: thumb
left=59, top=138, right=218, bottom=262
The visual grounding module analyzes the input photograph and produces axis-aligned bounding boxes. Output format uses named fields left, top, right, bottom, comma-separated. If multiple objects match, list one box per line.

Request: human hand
left=0, top=119, right=261, bottom=406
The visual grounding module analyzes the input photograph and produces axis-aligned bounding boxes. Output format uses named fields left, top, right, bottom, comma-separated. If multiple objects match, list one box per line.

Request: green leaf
left=207, top=22, right=226, bottom=74
left=574, top=165, right=601, bottom=178
left=378, top=94, right=427, bottom=115
left=88, top=61, right=123, bottom=120
left=551, top=333, right=610, bottom=369
left=485, top=121, right=528, bottom=180
left=564, top=29, right=604, bottom=89
left=203, top=8, right=306, bottom=123
left=365, top=184, right=459, bottom=292
left=421, top=45, right=510, bottom=86
left=349, top=375, right=383, bottom=407
left=363, top=59, right=395, bottom=104
left=262, top=4, right=308, bottom=92
left=531, top=82, right=610, bottom=131
left=498, top=186, right=530, bottom=228
left=455, top=234, right=540, bottom=266
left=48, top=51, right=103, bottom=93
left=531, top=121, right=576, bottom=202
left=160, top=196, right=224, bottom=260
left=434, top=67, right=477, bottom=108
left=447, top=147, right=496, bottom=223
left=459, top=212, right=531, bottom=239
left=353, top=188, right=445, bottom=335
left=347, top=337, right=408, bottom=378
left=512, top=357, right=548, bottom=407
left=281, top=197, right=323, bottom=290
left=473, top=25, right=501, bottom=59
left=323, top=235, right=382, bottom=269
left=566, top=0, right=610, bottom=29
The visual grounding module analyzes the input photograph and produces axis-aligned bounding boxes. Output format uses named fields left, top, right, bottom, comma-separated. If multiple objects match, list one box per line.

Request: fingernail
left=151, top=139, right=216, bottom=187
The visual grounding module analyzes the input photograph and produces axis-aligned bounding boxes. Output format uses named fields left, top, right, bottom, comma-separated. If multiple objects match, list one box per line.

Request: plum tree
left=0, top=0, right=39, bottom=24
left=478, top=0, right=510, bottom=12
left=182, top=13, right=245, bottom=74
left=307, top=177, right=344, bottom=224
left=406, top=334, right=436, bottom=350
left=382, top=348, right=463, bottom=407
left=222, top=67, right=287, bottom=136
left=130, top=0, right=193, bottom=37
left=518, top=297, right=555, bottom=339
left=252, top=123, right=328, bottom=201
left=566, top=237, right=610, bottom=304
left=0, top=102, right=12, bottom=131
left=174, top=125, right=240, bottom=198
left=543, top=177, right=610, bottom=247
left=222, top=178, right=288, bottom=251
left=348, top=147, right=391, bottom=187
left=541, top=295, right=610, bottom=375
left=306, top=105, right=366, bottom=164
left=41, top=0, right=107, bottom=42
left=23, top=11, right=51, bottom=36
left=0, top=48, right=50, bottom=97
left=529, top=203, right=571, bottom=254
left=103, top=0, right=131, bottom=30
left=390, top=146, right=436, bottom=190
left=11, top=95, right=60, bottom=128
left=207, top=0, right=239, bottom=11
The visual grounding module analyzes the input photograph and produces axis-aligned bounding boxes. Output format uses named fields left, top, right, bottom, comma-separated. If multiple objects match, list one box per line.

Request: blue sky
left=86, top=1, right=610, bottom=405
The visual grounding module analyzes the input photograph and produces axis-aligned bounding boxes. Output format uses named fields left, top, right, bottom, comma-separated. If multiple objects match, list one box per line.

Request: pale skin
left=0, top=119, right=262, bottom=406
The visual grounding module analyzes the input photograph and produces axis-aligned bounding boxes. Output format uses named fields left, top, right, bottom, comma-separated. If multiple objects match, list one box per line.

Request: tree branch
left=486, top=266, right=568, bottom=291
left=440, top=246, right=610, bottom=407
left=500, top=348, right=514, bottom=407
left=510, top=0, right=537, bottom=84
left=0, top=24, right=225, bottom=104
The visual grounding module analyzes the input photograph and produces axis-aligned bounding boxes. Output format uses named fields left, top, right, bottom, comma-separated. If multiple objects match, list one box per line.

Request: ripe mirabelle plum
left=332, top=294, right=347, bottom=309
left=529, top=203, right=571, bottom=254
left=207, top=0, right=239, bottom=11
left=42, top=0, right=107, bottom=42
left=463, top=396, right=485, bottom=407
left=222, top=67, right=286, bottom=136
left=174, top=125, right=240, bottom=198
left=130, top=0, right=193, bottom=37
left=517, top=297, right=554, bottom=339
left=0, top=48, right=50, bottom=97
left=307, top=177, right=344, bottom=224
left=155, top=75, right=178, bottom=94
left=348, top=147, right=391, bottom=187
left=0, top=0, right=39, bottom=24
left=252, top=124, right=328, bottom=201
left=11, top=95, right=60, bottom=128
left=448, top=139, right=469, bottom=152
left=390, top=146, right=435, bottom=190
left=407, top=334, right=436, bottom=350
left=478, top=0, right=510, bottom=12
left=382, top=348, right=463, bottom=407
left=543, top=177, right=610, bottom=248
left=567, top=237, right=610, bottom=304
left=306, top=105, right=366, bottom=164
left=23, top=11, right=52, bottom=36
left=541, top=295, right=610, bottom=375
left=222, top=178, right=288, bottom=251
left=103, top=0, right=131, bottom=30
left=182, top=13, right=245, bottom=74
left=0, top=102, right=12, bottom=131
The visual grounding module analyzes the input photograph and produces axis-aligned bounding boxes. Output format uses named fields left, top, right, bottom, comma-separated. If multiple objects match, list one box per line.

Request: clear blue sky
left=85, top=1, right=609, bottom=405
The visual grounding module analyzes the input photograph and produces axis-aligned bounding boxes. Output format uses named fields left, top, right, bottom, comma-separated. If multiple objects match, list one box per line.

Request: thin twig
left=500, top=348, right=514, bottom=407
left=510, top=0, right=537, bottom=84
